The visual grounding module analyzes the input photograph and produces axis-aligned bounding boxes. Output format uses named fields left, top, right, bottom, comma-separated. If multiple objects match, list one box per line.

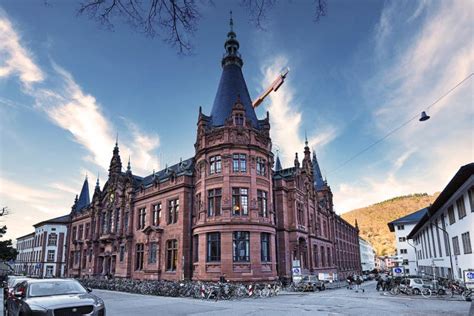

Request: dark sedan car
left=5, top=279, right=105, bottom=316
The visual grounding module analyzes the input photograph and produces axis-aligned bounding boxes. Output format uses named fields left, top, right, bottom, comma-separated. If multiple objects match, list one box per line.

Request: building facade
left=388, top=207, right=427, bottom=276
left=14, top=215, right=69, bottom=278
left=407, top=163, right=473, bottom=280
left=359, top=237, right=376, bottom=273
left=66, top=21, right=360, bottom=282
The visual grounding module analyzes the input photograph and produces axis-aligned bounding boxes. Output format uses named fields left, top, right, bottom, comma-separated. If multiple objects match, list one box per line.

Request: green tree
left=0, top=239, right=18, bottom=262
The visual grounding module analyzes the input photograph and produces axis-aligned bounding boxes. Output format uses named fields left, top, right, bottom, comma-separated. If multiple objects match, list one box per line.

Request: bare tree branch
left=313, top=0, right=327, bottom=22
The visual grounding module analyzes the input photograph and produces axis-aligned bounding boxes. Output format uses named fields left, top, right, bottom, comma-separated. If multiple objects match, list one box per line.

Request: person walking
left=355, top=276, right=364, bottom=293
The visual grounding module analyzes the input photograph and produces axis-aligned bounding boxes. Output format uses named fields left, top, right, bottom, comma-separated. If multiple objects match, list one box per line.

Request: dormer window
left=235, top=113, right=244, bottom=126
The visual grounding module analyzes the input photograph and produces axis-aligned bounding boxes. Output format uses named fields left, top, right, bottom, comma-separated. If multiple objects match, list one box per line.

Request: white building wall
left=393, top=222, right=418, bottom=275
left=359, top=238, right=375, bottom=272
left=413, top=175, right=473, bottom=280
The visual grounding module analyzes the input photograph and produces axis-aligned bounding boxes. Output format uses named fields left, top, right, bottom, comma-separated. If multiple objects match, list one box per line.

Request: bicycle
left=421, top=285, right=432, bottom=298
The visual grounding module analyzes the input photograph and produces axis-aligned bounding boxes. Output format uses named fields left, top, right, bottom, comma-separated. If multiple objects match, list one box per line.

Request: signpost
left=392, top=266, right=404, bottom=277
left=464, top=270, right=474, bottom=289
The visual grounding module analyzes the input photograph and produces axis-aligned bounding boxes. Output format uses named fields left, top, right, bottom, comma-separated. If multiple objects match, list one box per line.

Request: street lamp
left=431, top=222, right=455, bottom=280
left=419, top=111, right=430, bottom=121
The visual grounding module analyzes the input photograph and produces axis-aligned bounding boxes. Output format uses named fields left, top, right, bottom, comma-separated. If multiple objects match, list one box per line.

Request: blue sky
left=0, top=0, right=473, bottom=241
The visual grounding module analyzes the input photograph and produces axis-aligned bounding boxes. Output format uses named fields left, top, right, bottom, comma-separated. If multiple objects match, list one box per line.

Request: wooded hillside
left=341, top=193, right=439, bottom=256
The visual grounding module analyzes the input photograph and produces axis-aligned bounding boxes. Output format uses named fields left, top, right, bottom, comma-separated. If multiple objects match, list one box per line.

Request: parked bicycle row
left=77, top=278, right=284, bottom=301
left=375, top=275, right=472, bottom=301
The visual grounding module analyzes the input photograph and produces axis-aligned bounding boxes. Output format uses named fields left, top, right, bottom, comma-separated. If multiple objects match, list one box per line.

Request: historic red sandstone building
left=66, top=20, right=360, bottom=282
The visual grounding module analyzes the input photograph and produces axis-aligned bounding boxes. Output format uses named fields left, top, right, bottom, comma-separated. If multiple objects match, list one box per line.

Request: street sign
left=292, top=267, right=301, bottom=276
left=464, top=270, right=474, bottom=289
left=392, top=266, right=404, bottom=277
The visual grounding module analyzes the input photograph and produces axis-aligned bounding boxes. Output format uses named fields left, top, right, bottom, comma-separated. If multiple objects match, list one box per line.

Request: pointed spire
left=76, top=176, right=90, bottom=212
left=294, top=152, right=300, bottom=168
left=222, top=10, right=242, bottom=68
left=229, top=10, right=233, bottom=32
left=312, top=151, right=325, bottom=190
left=275, top=153, right=282, bottom=172
left=109, top=140, right=122, bottom=177
left=95, top=173, right=100, bottom=190
left=126, top=155, right=132, bottom=174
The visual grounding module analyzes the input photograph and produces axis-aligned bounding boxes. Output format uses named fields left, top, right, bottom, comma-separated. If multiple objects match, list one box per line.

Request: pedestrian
left=346, top=275, right=353, bottom=290
left=376, top=276, right=383, bottom=291
left=355, top=276, right=364, bottom=293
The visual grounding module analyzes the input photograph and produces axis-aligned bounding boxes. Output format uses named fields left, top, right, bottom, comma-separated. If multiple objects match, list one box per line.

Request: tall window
left=85, top=223, right=90, bottom=239
left=297, top=203, right=304, bottom=225
left=232, top=154, right=247, bottom=172
left=101, top=212, right=107, bottom=233
left=208, top=189, right=222, bottom=216
left=72, top=226, right=77, bottom=240
left=124, top=211, right=129, bottom=232
left=78, top=225, right=84, bottom=240
left=206, top=233, right=221, bottom=262
left=135, top=244, right=144, bottom=270
left=48, top=233, right=57, bottom=246
left=148, top=242, right=158, bottom=264
left=232, top=188, right=248, bottom=216
left=114, top=208, right=120, bottom=233
left=153, top=203, right=161, bottom=226
left=261, top=233, right=271, bottom=262
left=119, top=245, right=125, bottom=262
left=137, top=208, right=146, bottom=230
left=456, top=198, right=466, bottom=219
left=452, top=236, right=460, bottom=255
left=168, top=199, right=179, bottom=224
left=209, top=155, right=222, bottom=174
left=107, top=210, right=113, bottom=233
left=313, top=245, right=318, bottom=267
left=193, top=235, right=199, bottom=263
left=461, top=232, right=472, bottom=254
left=448, top=206, right=456, bottom=224
left=233, top=232, right=250, bottom=262
left=82, top=249, right=87, bottom=268
left=320, top=246, right=325, bottom=267
left=256, top=157, right=266, bottom=176
left=166, top=239, right=178, bottom=271
left=468, top=187, right=474, bottom=212
left=327, top=247, right=331, bottom=266
left=257, top=190, right=268, bottom=217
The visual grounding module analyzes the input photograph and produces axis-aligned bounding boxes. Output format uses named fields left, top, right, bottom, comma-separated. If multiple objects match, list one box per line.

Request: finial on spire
left=115, top=133, right=118, bottom=147
left=229, top=10, right=233, bottom=32
left=305, top=130, right=308, bottom=146
left=127, top=155, right=131, bottom=172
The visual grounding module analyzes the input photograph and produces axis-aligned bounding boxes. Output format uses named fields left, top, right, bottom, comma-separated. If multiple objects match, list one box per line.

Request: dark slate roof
left=137, top=158, right=194, bottom=189
left=273, top=167, right=296, bottom=180
left=16, top=232, right=36, bottom=240
left=275, top=155, right=282, bottom=171
left=210, top=64, right=259, bottom=129
left=33, top=214, right=70, bottom=228
left=387, top=207, right=428, bottom=232
left=76, top=177, right=90, bottom=212
left=407, top=163, right=474, bottom=239
left=312, top=153, right=325, bottom=189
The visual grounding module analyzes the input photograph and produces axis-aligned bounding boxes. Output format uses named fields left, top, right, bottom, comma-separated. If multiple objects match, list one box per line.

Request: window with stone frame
left=209, top=155, right=222, bottom=174
left=448, top=206, right=456, bottom=224
left=114, top=208, right=120, bottom=233
left=89, top=248, right=93, bottom=262
left=82, top=249, right=87, bottom=268
left=320, top=246, right=325, bottom=267
left=233, top=231, right=250, bottom=262
left=257, top=190, right=268, bottom=217
left=135, top=243, right=144, bottom=271
left=47, top=250, right=55, bottom=262
left=297, top=202, right=305, bottom=226
left=193, top=235, right=199, bottom=263
left=148, top=242, right=158, bottom=264
left=107, top=210, right=113, bottom=233
left=119, top=244, right=125, bottom=262
left=232, top=188, right=248, bottom=216
left=85, top=223, right=90, bottom=239
left=468, top=186, right=474, bottom=212
left=206, top=232, right=221, bottom=262
left=313, top=245, right=318, bottom=267
left=72, top=226, right=77, bottom=241
left=234, top=113, right=244, bottom=126
left=232, top=154, right=247, bottom=172
left=48, top=233, right=57, bottom=246
left=168, top=199, right=179, bottom=224
left=124, top=211, right=129, bottom=232
left=101, top=212, right=107, bottom=234
left=256, top=157, right=266, bottom=176
left=261, top=233, right=271, bottom=262
left=452, top=236, right=460, bottom=255
left=456, top=197, right=466, bottom=219
left=208, top=188, right=222, bottom=216
left=166, top=239, right=178, bottom=271
left=78, top=224, right=83, bottom=240
left=137, top=207, right=146, bottom=230
left=461, top=232, right=472, bottom=254
left=152, top=203, right=161, bottom=226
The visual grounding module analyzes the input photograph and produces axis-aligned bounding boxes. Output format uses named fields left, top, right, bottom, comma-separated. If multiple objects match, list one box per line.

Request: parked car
left=5, top=278, right=105, bottom=316
left=300, top=275, right=326, bottom=291
left=400, top=277, right=426, bottom=295
left=3, top=276, right=30, bottom=313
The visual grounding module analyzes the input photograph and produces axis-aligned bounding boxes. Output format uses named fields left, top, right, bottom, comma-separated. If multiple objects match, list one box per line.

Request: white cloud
left=260, top=56, right=338, bottom=167
left=0, top=10, right=44, bottom=85
left=334, top=0, right=474, bottom=213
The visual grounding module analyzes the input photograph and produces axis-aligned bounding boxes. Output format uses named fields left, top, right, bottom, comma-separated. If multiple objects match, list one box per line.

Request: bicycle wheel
left=421, top=288, right=432, bottom=298
left=462, top=290, right=472, bottom=301
left=390, top=287, right=400, bottom=295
